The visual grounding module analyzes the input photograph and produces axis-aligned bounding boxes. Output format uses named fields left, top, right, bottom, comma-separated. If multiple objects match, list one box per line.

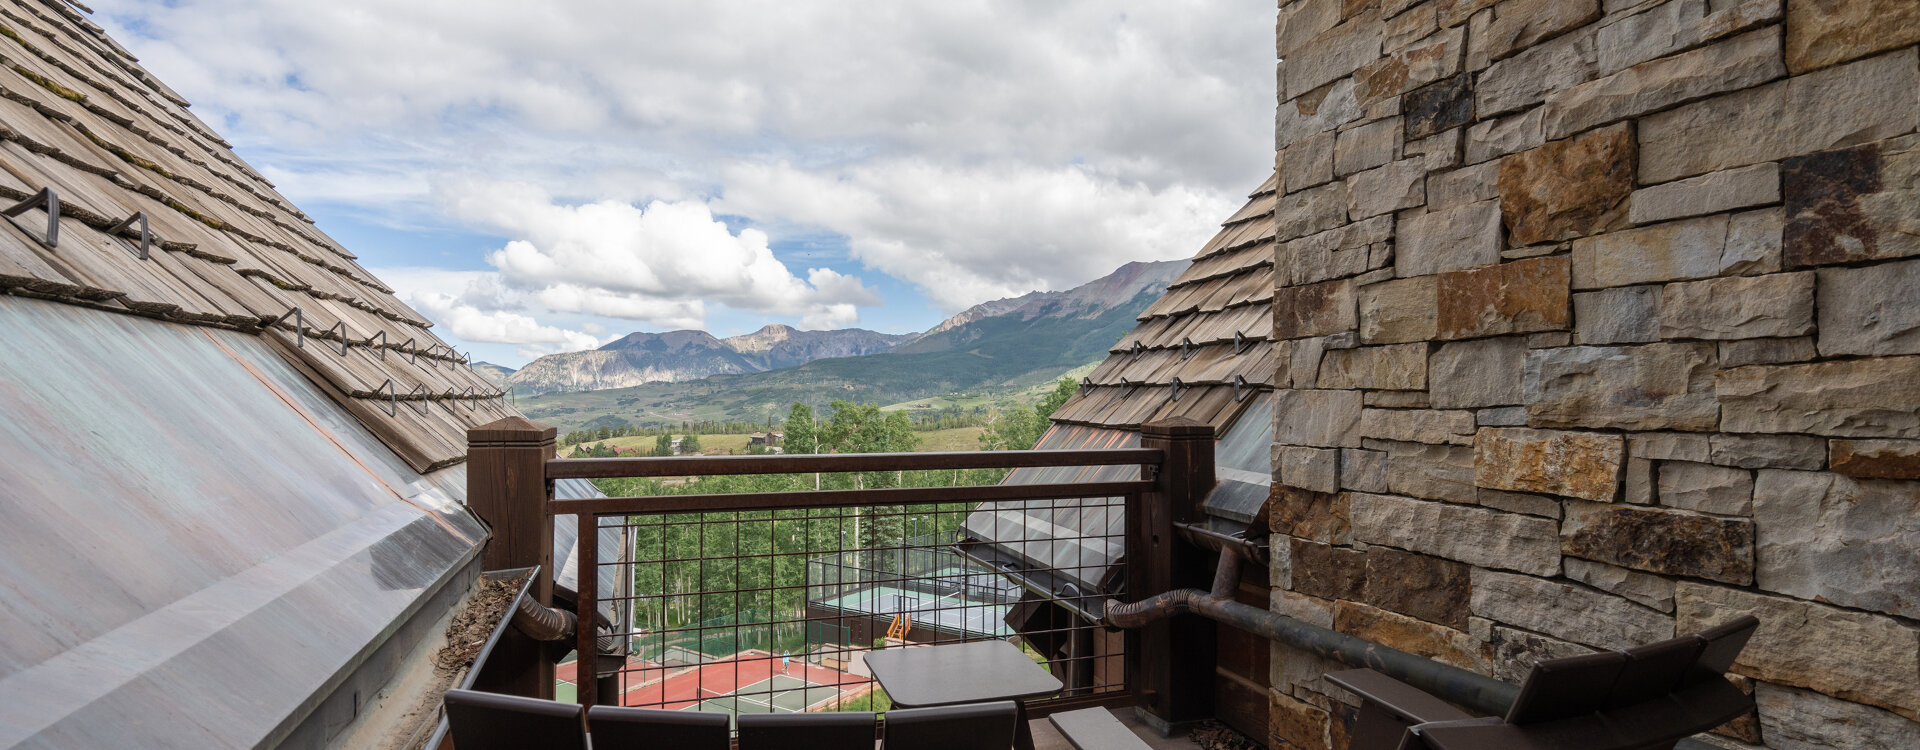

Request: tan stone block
left=1573, top=286, right=1661, bottom=345
left=1316, top=342, right=1426, bottom=389
left=1277, top=180, right=1352, bottom=242
left=1279, top=78, right=1363, bottom=150
left=1333, top=116, right=1402, bottom=176
left=1473, top=0, right=1600, bottom=63
left=1282, top=215, right=1393, bottom=286
left=1657, top=271, right=1815, bottom=340
left=1349, top=491, right=1563, bottom=574
left=1284, top=11, right=1385, bottom=100
left=1278, top=0, right=1343, bottom=59
left=1477, top=27, right=1599, bottom=117
left=1639, top=49, right=1920, bottom=183
left=1464, top=106, right=1544, bottom=165
left=1656, top=461, right=1754, bottom=516
left=1275, top=278, right=1357, bottom=339
left=1501, top=124, right=1634, bottom=247
left=1382, top=3, right=1437, bottom=54
left=1280, top=130, right=1336, bottom=194
left=1816, top=259, right=1920, bottom=357
left=1629, top=162, right=1780, bottom=225
left=1474, top=427, right=1625, bottom=502
left=1717, top=356, right=1920, bottom=438
left=1358, top=274, right=1438, bottom=344
left=1472, top=569, right=1675, bottom=650
left=1724, top=206, right=1784, bottom=275
left=1564, top=557, right=1675, bottom=612
left=1426, top=160, right=1499, bottom=212
left=1571, top=214, right=1728, bottom=289
left=1719, top=336, right=1817, bottom=368
left=1334, top=600, right=1492, bottom=672
left=1383, top=440, right=1480, bottom=503
left=1429, top=335, right=1527, bottom=408
left=1676, top=582, right=1920, bottom=719
left=1526, top=342, right=1720, bottom=432
left=1347, top=158, right=1428, bottom=219
left=1277, top=388, right=1365, bottom=448
left=1360, top=408, right=1476, bottom=446
left=1784, top=0, right=1920, bottom=74
left=1544, top=27, right=1785, bottom=141
left=1436, top=255, right=1571, bottom=339
left=1399, top=200, right=1504, bottom=276
left=1755, top=682, right=1920, bottom=750
left=1753, top=470, right=1920, bottom=619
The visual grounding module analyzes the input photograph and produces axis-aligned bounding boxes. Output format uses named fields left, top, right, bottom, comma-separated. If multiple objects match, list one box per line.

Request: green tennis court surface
left=689, top=674, right=842, bottom=719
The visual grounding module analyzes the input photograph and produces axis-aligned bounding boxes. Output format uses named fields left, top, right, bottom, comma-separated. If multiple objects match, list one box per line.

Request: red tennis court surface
left=558, top=650, right=873, bottom=710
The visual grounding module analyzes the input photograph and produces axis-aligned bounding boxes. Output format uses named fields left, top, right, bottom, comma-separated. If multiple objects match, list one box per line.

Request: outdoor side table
left=864, top=640, right=1064, bottom=750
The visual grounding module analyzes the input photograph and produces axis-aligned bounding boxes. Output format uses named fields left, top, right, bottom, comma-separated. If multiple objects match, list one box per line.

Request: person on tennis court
left=781, top=654, right=791, bottom=674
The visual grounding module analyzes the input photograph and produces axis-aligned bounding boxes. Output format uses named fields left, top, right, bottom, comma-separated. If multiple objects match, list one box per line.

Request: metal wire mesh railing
left=545, top=449, right=1159, bottom=724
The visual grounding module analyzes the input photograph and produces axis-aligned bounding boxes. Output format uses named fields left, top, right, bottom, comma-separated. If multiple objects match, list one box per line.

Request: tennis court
left=689, top=674, right=844, bottom=716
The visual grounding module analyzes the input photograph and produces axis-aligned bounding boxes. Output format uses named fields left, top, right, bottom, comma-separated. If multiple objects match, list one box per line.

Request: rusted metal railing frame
left=549, top=445, right=1166, bottom=709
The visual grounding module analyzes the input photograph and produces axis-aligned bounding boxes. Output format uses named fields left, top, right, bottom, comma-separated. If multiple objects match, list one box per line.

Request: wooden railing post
left=467, top=415, right=557, bottom=698
left=1130, top=418, right=1216, bottom=731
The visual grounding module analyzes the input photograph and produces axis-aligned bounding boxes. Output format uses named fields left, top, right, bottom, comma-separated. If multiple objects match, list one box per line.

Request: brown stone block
left=1333, top=600, right=1492, bottom=672
left=1290, top=538, right=1367, bottom=601
left=1784, top=142, right=1887, bottom=266
left=1270, top=688, right=1330, bottom=750
left=1499, top=123, right=1634, bottom=247
left=1830, top=439, right=1920, bottom=480
left=1436, top=255, right=1571, bottom=339
left=1473, top=427, right=1624, bottom=502
left=1562, top=502, right=1755, bottom=585
left=1363, top=546, right=1471, bottom=629
left=1275, top=277, right=1358, bottom=340
left=1270, top=485, right=1352, bottom=544
left=1785, top=0, right=1920, bottom=74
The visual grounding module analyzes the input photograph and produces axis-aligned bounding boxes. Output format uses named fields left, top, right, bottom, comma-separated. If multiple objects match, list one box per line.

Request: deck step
left=1046, top=708, right=1154, bottom=750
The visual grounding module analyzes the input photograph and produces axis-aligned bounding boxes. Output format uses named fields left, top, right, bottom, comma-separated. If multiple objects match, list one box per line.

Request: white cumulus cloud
left=436, top=179, right=879, bottom=328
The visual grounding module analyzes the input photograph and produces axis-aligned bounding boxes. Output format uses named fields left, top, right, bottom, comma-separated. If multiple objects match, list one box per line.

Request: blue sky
left=91, top=1, right=1275, bottom=367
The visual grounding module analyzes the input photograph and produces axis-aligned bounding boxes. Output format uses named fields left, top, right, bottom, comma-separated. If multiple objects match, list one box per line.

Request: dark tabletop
left=863, top=640, right=1064, bottom=707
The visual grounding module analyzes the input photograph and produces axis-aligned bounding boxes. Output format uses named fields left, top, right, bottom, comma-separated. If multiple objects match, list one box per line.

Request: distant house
left=749, top=431, right=783, bottom=446
left=0, top=6, right=620, bottom=747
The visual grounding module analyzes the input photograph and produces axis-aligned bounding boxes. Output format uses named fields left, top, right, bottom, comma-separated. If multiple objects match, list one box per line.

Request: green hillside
left=516, top=289, right=1154, bottom=432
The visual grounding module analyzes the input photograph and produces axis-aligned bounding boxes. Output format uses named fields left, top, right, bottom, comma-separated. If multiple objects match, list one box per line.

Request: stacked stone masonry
left=1267, top=2, right=1920, bottom=748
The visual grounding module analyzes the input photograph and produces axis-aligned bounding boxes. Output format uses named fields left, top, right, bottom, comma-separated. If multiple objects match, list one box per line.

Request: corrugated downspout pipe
left=1102, top=547, right=1716, bottom=750
left=511, top=595, right=576, bottom=641
left=511, top=596, right=622, bottom=653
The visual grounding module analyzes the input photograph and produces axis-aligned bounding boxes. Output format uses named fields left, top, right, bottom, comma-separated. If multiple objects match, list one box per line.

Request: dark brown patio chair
left=737, top=710, right=878, bottom=749
left=587, top=704, right=729, bottom=748
left=442, top=688, right=587, bottom=750
left=1326, top=616, right=1759, bottom=750
left=885, top=701, right=1020, bottom=749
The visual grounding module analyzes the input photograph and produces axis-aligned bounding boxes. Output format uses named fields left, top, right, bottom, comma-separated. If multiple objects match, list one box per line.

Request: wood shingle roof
left=0, top=0, right=509, bottom=472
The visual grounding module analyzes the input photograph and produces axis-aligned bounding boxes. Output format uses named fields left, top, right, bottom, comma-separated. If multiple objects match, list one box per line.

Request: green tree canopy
left=979, top=377, right=1078, bottom=451
left=783, top=402, right=817, bottom=455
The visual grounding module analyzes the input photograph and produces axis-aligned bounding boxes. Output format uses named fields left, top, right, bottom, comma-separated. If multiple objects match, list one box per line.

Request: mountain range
left=513, top=259, right=1184, bottom=431
left=504, top=325, right=917, bottom=394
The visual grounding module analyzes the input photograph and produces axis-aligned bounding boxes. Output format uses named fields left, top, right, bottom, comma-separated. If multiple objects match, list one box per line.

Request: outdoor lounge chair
left=442, top=688, right=587, bottom=750
left=737, top=710, right=878, bottom=749
left=885, top=701, right=1020, bottom=749
left=1326, top=615, right=1760, bottom=750
left=587, top=704, right=730, bottom=748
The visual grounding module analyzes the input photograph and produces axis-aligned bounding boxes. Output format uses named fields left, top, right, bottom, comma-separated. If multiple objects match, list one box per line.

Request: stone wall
left=1266, top=1, right=1920, bottom=748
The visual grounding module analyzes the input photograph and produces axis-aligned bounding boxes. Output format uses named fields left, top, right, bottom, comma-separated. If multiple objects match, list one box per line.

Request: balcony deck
left=1029, top=708, right=1203, bottom=750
